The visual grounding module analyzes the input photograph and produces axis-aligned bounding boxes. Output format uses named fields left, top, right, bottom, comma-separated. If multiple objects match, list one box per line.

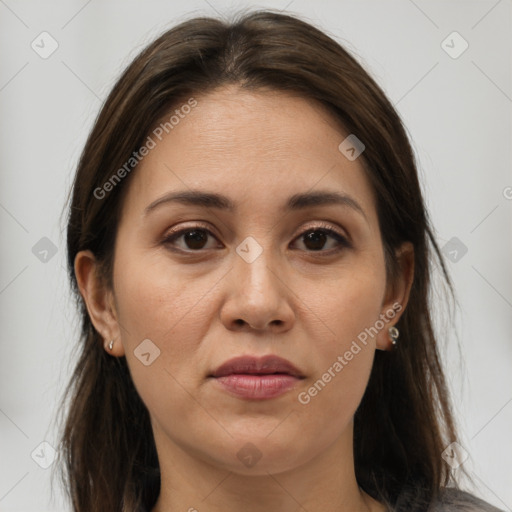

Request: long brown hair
left=58, top=9, right=463, bottom=511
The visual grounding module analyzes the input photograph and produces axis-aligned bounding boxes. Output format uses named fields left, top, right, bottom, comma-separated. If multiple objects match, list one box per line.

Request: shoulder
left=430, top=487, right=506, bottom=512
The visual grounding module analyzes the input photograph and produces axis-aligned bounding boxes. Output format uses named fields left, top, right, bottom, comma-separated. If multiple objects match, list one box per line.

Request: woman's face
left=85, top=86, right=411, bottom=475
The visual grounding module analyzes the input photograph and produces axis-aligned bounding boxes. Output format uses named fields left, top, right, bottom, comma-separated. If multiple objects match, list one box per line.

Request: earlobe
left=376, top=241, right=415, bottom=351
left=74, top=250, right=125, bottom=356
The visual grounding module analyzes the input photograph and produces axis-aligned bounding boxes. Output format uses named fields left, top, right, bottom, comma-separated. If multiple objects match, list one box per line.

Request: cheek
left=310, top=256, right=386, bottom=350
left=113, top=247, right=216, bottom=342
left=112, top=251, right=218, bottom=392
left=297, top=259, right=385, bottom=420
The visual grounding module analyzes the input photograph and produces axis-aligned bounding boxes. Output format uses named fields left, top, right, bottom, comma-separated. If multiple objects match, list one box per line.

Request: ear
left=74, top=250, right=125, bottom=357
left=376, top=241, right=414, bottom=351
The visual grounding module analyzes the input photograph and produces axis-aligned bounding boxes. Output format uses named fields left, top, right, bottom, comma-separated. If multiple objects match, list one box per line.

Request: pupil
left=184, top=230, right=207, bottom=249
left=305, top=231, right=326, bottom=250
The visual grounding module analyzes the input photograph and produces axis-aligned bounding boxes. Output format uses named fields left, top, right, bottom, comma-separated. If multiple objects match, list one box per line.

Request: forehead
left=119, top=86, right=377, bottom=223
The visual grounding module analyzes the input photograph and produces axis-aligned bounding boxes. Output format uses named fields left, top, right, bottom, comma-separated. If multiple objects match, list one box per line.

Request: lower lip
left=212, top=374, right=301, bottom=399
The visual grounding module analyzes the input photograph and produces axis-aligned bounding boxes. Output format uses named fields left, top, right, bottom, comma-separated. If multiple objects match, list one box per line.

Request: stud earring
left=108, top=339, right=114, bottom=351
left=388, top=326, right=399, bottom=348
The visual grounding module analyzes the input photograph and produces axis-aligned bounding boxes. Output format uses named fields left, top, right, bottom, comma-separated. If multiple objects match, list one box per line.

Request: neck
left=150, top=419, right=383, bottom=512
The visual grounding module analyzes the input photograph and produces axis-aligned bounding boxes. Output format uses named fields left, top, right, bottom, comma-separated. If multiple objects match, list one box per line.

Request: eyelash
left=161, top=222, right=351, bottom=255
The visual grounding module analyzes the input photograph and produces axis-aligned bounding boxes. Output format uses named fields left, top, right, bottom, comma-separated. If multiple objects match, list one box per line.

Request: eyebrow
left=143, top=189, right=368, bottom=222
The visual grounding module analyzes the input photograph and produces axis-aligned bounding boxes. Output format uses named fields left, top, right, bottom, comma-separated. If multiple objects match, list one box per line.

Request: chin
left=203, top=432, right=315, bottom=476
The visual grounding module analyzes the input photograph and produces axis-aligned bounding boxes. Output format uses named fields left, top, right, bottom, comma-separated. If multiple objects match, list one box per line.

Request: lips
left=210, top=355, right=305, bottom=379
left=209, top=355, right=305, bottom=400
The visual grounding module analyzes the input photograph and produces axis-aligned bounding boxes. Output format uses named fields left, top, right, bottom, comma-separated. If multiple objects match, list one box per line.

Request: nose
left=219, top=245, right=295, bottom=333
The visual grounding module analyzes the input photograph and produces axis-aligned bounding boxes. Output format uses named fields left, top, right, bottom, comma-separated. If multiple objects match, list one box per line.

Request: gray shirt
left=430, top=488, right=506, bottom=511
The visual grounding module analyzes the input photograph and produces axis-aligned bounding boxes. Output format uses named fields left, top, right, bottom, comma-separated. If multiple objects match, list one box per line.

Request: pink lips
left=209, top=355, right=305, bottom=400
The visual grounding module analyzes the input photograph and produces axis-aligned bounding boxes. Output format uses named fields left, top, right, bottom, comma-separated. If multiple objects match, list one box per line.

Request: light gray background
left=0, top=1, right=511, bottom=511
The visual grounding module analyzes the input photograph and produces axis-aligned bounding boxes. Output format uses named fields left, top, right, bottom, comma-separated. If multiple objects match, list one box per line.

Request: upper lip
left=210, top=355, right=305, bottom=378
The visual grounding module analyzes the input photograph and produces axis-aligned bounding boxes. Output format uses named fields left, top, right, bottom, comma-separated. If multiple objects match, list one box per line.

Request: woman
left=58, top=10, right=504, bottom=512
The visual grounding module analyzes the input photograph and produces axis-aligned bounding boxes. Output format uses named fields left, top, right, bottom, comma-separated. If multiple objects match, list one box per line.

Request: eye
left=162, top=225, right=220, bottom=252
left=162, top=222, right=350, bottom=254
left=291, top=223, right=350, bottom=253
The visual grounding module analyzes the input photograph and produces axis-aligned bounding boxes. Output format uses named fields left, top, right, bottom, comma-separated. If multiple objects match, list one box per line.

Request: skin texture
left=75, top=86, right=414, bottom=512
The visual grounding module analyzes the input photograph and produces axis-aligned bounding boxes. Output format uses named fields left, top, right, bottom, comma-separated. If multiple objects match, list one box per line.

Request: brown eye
left=162, top=223, right=350, bottom=255
left=293, top=227, right=350, bottom=253
left=163, top=227, right=219, bottom=251
left=303, top=230, right=328, bottom=251
left=181, top=229, right=209, bottom=250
